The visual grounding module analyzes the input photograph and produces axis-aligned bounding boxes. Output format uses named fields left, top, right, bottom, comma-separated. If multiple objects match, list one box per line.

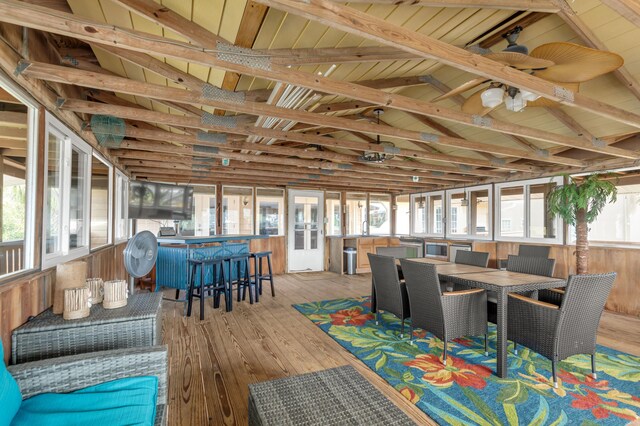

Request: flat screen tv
left=129, top=181, right=194, bottom=220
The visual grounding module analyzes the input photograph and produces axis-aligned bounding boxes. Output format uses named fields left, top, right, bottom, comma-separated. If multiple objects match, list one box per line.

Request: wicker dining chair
left=455, top=250, right=490, bottom=267
left=507, top=272, right=616, bottom=388
left=518, top=244, right=551, bottom=258
left=442, top=250, right=490, bottom=292
left=368, top=253, right=411, bottom=338
left=400, top=259, right=488, bottom=363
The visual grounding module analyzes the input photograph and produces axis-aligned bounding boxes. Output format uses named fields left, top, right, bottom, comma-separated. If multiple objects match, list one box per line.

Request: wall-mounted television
left=129, top=181, right=194, bottom=220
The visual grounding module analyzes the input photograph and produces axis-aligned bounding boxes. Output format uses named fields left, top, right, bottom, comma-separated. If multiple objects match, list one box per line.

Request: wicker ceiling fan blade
left=461, top=89, right=496, bottom=116
left=530, top=42, right=624, bottom=83
left=484, top=51, right=554, bottom=69
left=432, top=77, right=489, bottom=102
left=526, top=82, right=581, bottom=108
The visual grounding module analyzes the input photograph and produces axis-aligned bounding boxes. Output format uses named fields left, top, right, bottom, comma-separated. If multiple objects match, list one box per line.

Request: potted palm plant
left=547, top=173, right=617, bottom=274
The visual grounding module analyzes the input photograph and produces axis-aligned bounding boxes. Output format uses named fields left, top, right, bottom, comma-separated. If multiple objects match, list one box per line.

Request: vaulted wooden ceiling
left=1, top=0, right=639, bottom=193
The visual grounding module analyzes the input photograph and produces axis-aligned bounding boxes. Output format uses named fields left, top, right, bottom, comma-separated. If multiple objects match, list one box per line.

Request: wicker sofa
left=7, top=345, right=168, bottom=425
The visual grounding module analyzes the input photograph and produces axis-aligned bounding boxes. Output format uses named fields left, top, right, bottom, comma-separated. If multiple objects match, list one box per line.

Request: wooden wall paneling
left=249, top=236, right=285, bottom=275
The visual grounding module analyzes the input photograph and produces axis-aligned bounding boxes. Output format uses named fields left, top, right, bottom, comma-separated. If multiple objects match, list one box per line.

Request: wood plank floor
left=160, top=272, right=640, bottom=426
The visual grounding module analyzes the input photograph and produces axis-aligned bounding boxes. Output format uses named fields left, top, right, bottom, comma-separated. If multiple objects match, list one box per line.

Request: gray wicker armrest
left=8, top=345, right=168, bottom=404
left=507, top=295, right=559, bottom=359
left=442, top=289, right=487, bottom=338
left=442, top=288, right=484, bottom=296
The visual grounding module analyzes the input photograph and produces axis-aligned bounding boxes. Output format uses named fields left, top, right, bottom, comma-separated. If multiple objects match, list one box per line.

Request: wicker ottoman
left=11, top=293, right=162, bottom=364
left=248, top=365, right=416, bottom=426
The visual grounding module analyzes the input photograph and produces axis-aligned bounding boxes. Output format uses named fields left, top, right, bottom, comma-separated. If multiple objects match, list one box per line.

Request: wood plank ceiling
left=1, top=0, right=640, bottom=193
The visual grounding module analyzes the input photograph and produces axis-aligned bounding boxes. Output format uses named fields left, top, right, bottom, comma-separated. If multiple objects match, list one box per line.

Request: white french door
left=288, top=190, right=324, bottom=272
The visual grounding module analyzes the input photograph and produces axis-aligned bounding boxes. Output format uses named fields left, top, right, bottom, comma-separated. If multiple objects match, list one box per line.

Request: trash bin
left=344, top=248, right=357, bottom=275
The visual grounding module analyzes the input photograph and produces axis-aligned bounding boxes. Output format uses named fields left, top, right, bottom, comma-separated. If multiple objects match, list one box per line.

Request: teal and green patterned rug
left=293, top=296, right=640, bottom=425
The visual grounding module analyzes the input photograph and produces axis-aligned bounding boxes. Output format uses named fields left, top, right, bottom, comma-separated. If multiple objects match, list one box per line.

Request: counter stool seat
left=224, top=254, right=258, bottom=307
left=187, top=257, right=228, bottom=320
left=250, top=251, right=275, bottom=297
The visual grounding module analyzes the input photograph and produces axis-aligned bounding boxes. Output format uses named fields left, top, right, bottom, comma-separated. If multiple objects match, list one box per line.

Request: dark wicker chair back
left=376, top=246, right=412, bottom=258
left=518, top=245, right=550, bottom=258
left=454, top=250, right=489, bottom=267
left=556, top=272, right=617, bottom=359
left=399, top=260, right=446, bottom=340
left=507, top=255, right=555, bottom=277
left=368, top=253, right=409, bottom=321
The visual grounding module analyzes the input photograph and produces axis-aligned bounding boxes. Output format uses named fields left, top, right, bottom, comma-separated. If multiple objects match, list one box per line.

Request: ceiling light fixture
left=359, top=108, right=396, bottom=163
left=480, top=84, right=505, bottom=108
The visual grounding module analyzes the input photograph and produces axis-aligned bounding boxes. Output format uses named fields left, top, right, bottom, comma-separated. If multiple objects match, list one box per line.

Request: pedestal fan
left=123, top=231, right=158, bottom=293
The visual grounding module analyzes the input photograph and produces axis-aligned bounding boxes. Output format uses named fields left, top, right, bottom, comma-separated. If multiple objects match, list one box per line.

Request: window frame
left=410, top=191, right=445, bottom=237
left=221, top=185, right=254, bottom=235
left=446, top=184, right=492, bottom=240
left=393, top=194, right=410, bottom=236
left=494, top=176, right=564, bottom=244
left=90, top=151, right=113, bottom=251
left=368, top=193, right=392, bottom=236
left=255, top=187, right=285, bottom=236
left=114, top=169, right=130, bottom=243
left=42, top=112, right=92, bottom=269
left=325, top=191, right=342, bottom=236
left=0, top=71, right=38, bottom=280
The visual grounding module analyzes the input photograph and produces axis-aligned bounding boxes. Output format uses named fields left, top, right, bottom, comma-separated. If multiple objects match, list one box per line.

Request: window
left=346, top=193, right=367, bottom=235
left=325, top=192, right=342, bottom=236
left=446, top=185, right=491, bottom=239
left=369, top=193, right=391, bottom=235
left=222, top=186, right=253, bottom=235
left=495, top=177, right=563, bottom=243
left=256, top=188, right=284, bottom=236
left=573, top=181, right=640, bottom=245
left=411, top=193, right=426, bottom=234
left=114, top=170, right=129, bottom=242
left=410, top=191, right=444, bottom=236
left=43, top=112, right=92, bottom=268
left=179, top=186, right=216, bottom=236
left=90, top=153, right=112, bottom=249
left=394, top=195, right=410, bottom=235
left=0, top=76, right=37, bottom=278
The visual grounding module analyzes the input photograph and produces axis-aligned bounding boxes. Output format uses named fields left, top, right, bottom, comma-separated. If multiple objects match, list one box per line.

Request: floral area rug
left=293, top=297, right=640, bottom=425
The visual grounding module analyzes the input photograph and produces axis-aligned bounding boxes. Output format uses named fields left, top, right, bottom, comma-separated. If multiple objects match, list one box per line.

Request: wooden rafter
left=20, top=61, right=591, bottom=167
left=1, top=2, right=636, bottom=161
left=254, top=0, right=640, bottom=129
left=325, top=0, right=560, bottom=12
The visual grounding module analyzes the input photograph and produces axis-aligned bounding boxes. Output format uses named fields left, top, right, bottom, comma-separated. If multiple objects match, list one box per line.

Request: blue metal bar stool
left=187, top=257, right=228, bottom=320
left=250, top=251, right=275, bottom=297
left=225, top=253, right=258, bottom=306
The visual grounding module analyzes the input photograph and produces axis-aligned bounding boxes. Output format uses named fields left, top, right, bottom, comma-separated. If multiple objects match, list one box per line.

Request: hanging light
left=481, top=85, right=505, bottom=108
left=359, top=108, right=396, bottom=163
left=505, top=90, right=526, bottom=112
left=520, top=89, right=541, bottom=102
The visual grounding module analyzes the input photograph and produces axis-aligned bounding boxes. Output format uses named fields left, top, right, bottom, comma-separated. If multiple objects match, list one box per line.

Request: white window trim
left=114, top=170, right=130, bottom=243
left=410, top=191, right=445, bottom=237
left=446, top=185, right=492, bottom=240
left=494, top=176, right=564, bottom=244
left=222, top=185, right=254, bottom=235
left=90, top=151, right=113, bottom=250
left=255, top=187, right=285, bottom=236
left=368, top=193, right=392, bottom=236
left=42, top=112, right=92, bottom=269
left=0, top=71, right=38, bottom=277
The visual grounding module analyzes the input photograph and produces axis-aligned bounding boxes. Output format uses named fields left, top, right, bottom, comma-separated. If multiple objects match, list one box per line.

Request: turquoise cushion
left=12, top=376, right=158, bottom=426
left=0, top=341, right=22, bottom=426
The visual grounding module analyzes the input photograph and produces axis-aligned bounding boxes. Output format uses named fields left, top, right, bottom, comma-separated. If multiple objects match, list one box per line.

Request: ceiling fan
left=434, top=27, right=624, bottom=115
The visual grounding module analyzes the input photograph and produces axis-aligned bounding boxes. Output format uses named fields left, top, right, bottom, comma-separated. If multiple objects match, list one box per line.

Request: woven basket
left=63, top=287, right=90, bottom=320
left=86, top=278, right=104, bottom=304
left=103, top=280, right=128, bottom=309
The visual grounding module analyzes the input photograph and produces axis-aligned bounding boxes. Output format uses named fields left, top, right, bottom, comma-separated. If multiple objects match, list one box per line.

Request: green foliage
left=546, top=174, right=618, bottom=226
left=2, top=184, right=26, bottom=241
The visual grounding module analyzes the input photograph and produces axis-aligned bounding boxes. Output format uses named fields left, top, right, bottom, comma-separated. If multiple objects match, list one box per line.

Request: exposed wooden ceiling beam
left=0, top=87, right=20, bottom=104
left=62, top=97, right=517, bottom=175
left=254, top=0, right=640, bottom=129
left=21, top=61, right=591, bottom=166
left=555, top=0, right=640, bottom=101
left=325, top=0, right=559, bottom=12
left=0, top=111, right=27, bottom=127
left=3, top=3, right=633, bottom=160
left=477, top=12, right=550, bottom=48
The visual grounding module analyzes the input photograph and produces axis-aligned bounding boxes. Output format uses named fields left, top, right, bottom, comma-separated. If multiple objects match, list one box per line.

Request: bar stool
left=224, top=253, right=258, bottom=307
left=187, top=257, right=228, bottom=320
left=250, top=251, right=275, bottom=297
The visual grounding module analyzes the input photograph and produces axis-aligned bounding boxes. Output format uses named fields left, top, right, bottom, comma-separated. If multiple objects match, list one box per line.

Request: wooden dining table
left=440, top=270, right=565, bottom=378
left=371, top=258, right=566, bottom=378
